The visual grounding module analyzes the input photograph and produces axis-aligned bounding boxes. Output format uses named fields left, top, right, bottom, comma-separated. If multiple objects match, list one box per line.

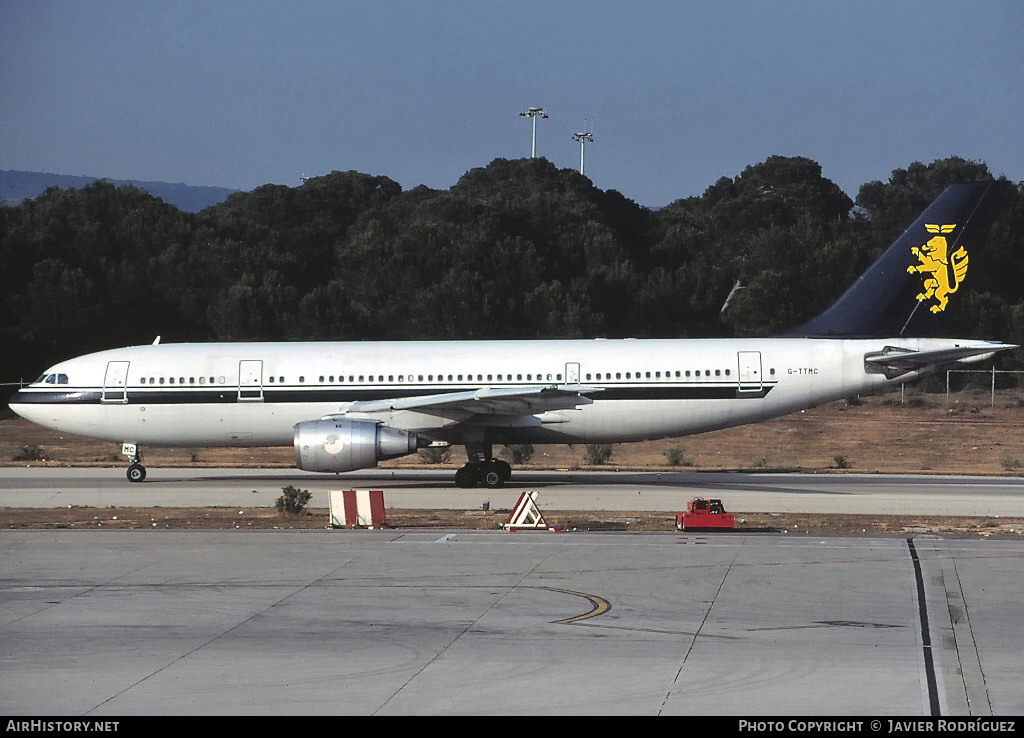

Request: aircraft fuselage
left=8, top=336, right=985, bottom=448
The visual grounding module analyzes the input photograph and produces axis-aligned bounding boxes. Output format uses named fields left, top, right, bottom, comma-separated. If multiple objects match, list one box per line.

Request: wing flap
left=333, top=384, right=601, bottom=421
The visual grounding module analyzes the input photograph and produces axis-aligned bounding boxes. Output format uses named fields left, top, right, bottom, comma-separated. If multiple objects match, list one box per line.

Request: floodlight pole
left=572, top=129, right=594, bottom=175
left=520, top=107, right=548, bottom=158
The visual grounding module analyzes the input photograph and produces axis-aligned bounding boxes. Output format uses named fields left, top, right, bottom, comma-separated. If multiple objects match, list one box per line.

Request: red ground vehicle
left=676, top=498, right=735, bottom=530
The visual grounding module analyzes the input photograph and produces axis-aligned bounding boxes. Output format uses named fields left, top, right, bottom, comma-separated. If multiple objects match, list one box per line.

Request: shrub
left=665, top=447, right=688, bottom=467
left=585, top=443, right=613, bottom=465
left=501, top=444, right=534, bottom=464
left=832, top=455, right=851, bottom=469
left=12, top=444, right=43, bottom=462
left=276, top=485, right=312, bottom=514
left=419, top=446, right=452, bottom=464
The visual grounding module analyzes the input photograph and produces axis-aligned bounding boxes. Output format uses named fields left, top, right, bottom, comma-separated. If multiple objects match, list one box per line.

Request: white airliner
left=9, top=182, right=1015, bottom=488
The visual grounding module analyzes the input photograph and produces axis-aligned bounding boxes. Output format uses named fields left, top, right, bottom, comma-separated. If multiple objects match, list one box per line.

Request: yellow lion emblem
left=907, top=224, right=968, bottom=313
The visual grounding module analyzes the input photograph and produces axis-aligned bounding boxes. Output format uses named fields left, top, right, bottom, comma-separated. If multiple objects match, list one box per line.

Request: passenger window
left=169, top=378, right=174, bottom=384
left=160, top=378, right=165, bottom=385
left=269, top=376, right=275, bottom=383
left=319, top=376, right=325, bottom=383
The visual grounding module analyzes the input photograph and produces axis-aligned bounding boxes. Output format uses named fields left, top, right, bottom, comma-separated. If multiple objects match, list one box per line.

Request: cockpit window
left=44, top=374, right=56, bottom=384
left=57, top=374, right=68, bottom=384
left=34, top=373, right=69, bottom=385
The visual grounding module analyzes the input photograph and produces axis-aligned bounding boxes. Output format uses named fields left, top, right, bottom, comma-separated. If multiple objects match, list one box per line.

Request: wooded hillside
left=2, top=155, right=1022, bottom=384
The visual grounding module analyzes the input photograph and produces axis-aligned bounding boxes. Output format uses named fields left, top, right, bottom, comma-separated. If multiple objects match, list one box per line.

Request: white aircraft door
left=565, top=362, right=580, bottom=385
left=101, top=361, right=130, bottom=404
left=737, top=351, right=762, bottom=392
left=238, top=360, right=264, bottom=402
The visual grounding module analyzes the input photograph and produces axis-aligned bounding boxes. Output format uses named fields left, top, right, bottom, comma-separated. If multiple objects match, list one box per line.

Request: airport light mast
left=572, top=123, right=594, bottom=175
left=520, top=107, right=548, bottom=158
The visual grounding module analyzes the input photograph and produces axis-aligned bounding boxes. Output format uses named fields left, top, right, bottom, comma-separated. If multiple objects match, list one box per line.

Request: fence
left=941, top=368, right=1024, bottom=408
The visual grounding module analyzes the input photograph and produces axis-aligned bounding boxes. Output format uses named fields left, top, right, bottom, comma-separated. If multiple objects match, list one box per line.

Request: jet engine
left=294, top=419, right=418, bottom=473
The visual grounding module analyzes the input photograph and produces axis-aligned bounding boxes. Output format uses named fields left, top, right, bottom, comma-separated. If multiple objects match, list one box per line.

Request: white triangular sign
left=503, top=491, right=549, bottom=531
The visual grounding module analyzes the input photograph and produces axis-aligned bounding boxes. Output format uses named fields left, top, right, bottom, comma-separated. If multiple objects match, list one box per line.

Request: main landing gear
left=122, top=442, right=146, bottom=483
left=454, top=444, right=511, bottom=489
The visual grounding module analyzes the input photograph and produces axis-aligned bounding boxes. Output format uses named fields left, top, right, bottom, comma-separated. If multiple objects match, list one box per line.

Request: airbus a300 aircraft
left=9, top=182, right=1016, bottom=488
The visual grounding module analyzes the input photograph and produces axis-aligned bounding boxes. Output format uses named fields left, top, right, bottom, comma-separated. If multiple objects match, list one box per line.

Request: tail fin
left=785, top=181, right=1007, bottom=338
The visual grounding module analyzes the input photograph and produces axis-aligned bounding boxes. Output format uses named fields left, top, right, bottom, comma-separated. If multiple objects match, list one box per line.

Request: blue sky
left=1, top=0, right=1021, bottom=206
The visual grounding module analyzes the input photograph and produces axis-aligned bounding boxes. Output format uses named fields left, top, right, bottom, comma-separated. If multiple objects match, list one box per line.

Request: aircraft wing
left=327, top=384, right=602, bottom=425
left=865, top=343, right=1017, bottom=371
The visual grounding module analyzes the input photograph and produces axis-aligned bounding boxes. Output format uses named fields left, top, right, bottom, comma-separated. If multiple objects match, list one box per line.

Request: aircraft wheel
left=455, top=466, right=477, bottom=489
left=127, top=464, right=147, bottom=483
left=482, top=465, right=504, bottom=489
left=494, top=460, right=512, bottom=482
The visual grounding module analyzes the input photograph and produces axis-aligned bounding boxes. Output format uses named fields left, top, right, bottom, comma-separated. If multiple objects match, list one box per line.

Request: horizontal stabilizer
left=865, top=343, right=1017, bottom=371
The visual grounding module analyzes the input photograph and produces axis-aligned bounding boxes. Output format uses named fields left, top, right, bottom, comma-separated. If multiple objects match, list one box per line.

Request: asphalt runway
left=2, top=529, right=1022, bottom=715
left=2, top=467, right=1023, bottom=716
left=3, top=466, right=1024, bottom=516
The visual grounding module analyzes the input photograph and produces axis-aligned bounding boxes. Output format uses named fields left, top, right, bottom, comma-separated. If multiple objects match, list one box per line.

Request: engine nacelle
left=293, top=419, right=418, bottom=473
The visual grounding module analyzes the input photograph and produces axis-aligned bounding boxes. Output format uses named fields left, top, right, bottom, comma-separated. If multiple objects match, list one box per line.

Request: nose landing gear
left=122, top=442, right=146, bottom=483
